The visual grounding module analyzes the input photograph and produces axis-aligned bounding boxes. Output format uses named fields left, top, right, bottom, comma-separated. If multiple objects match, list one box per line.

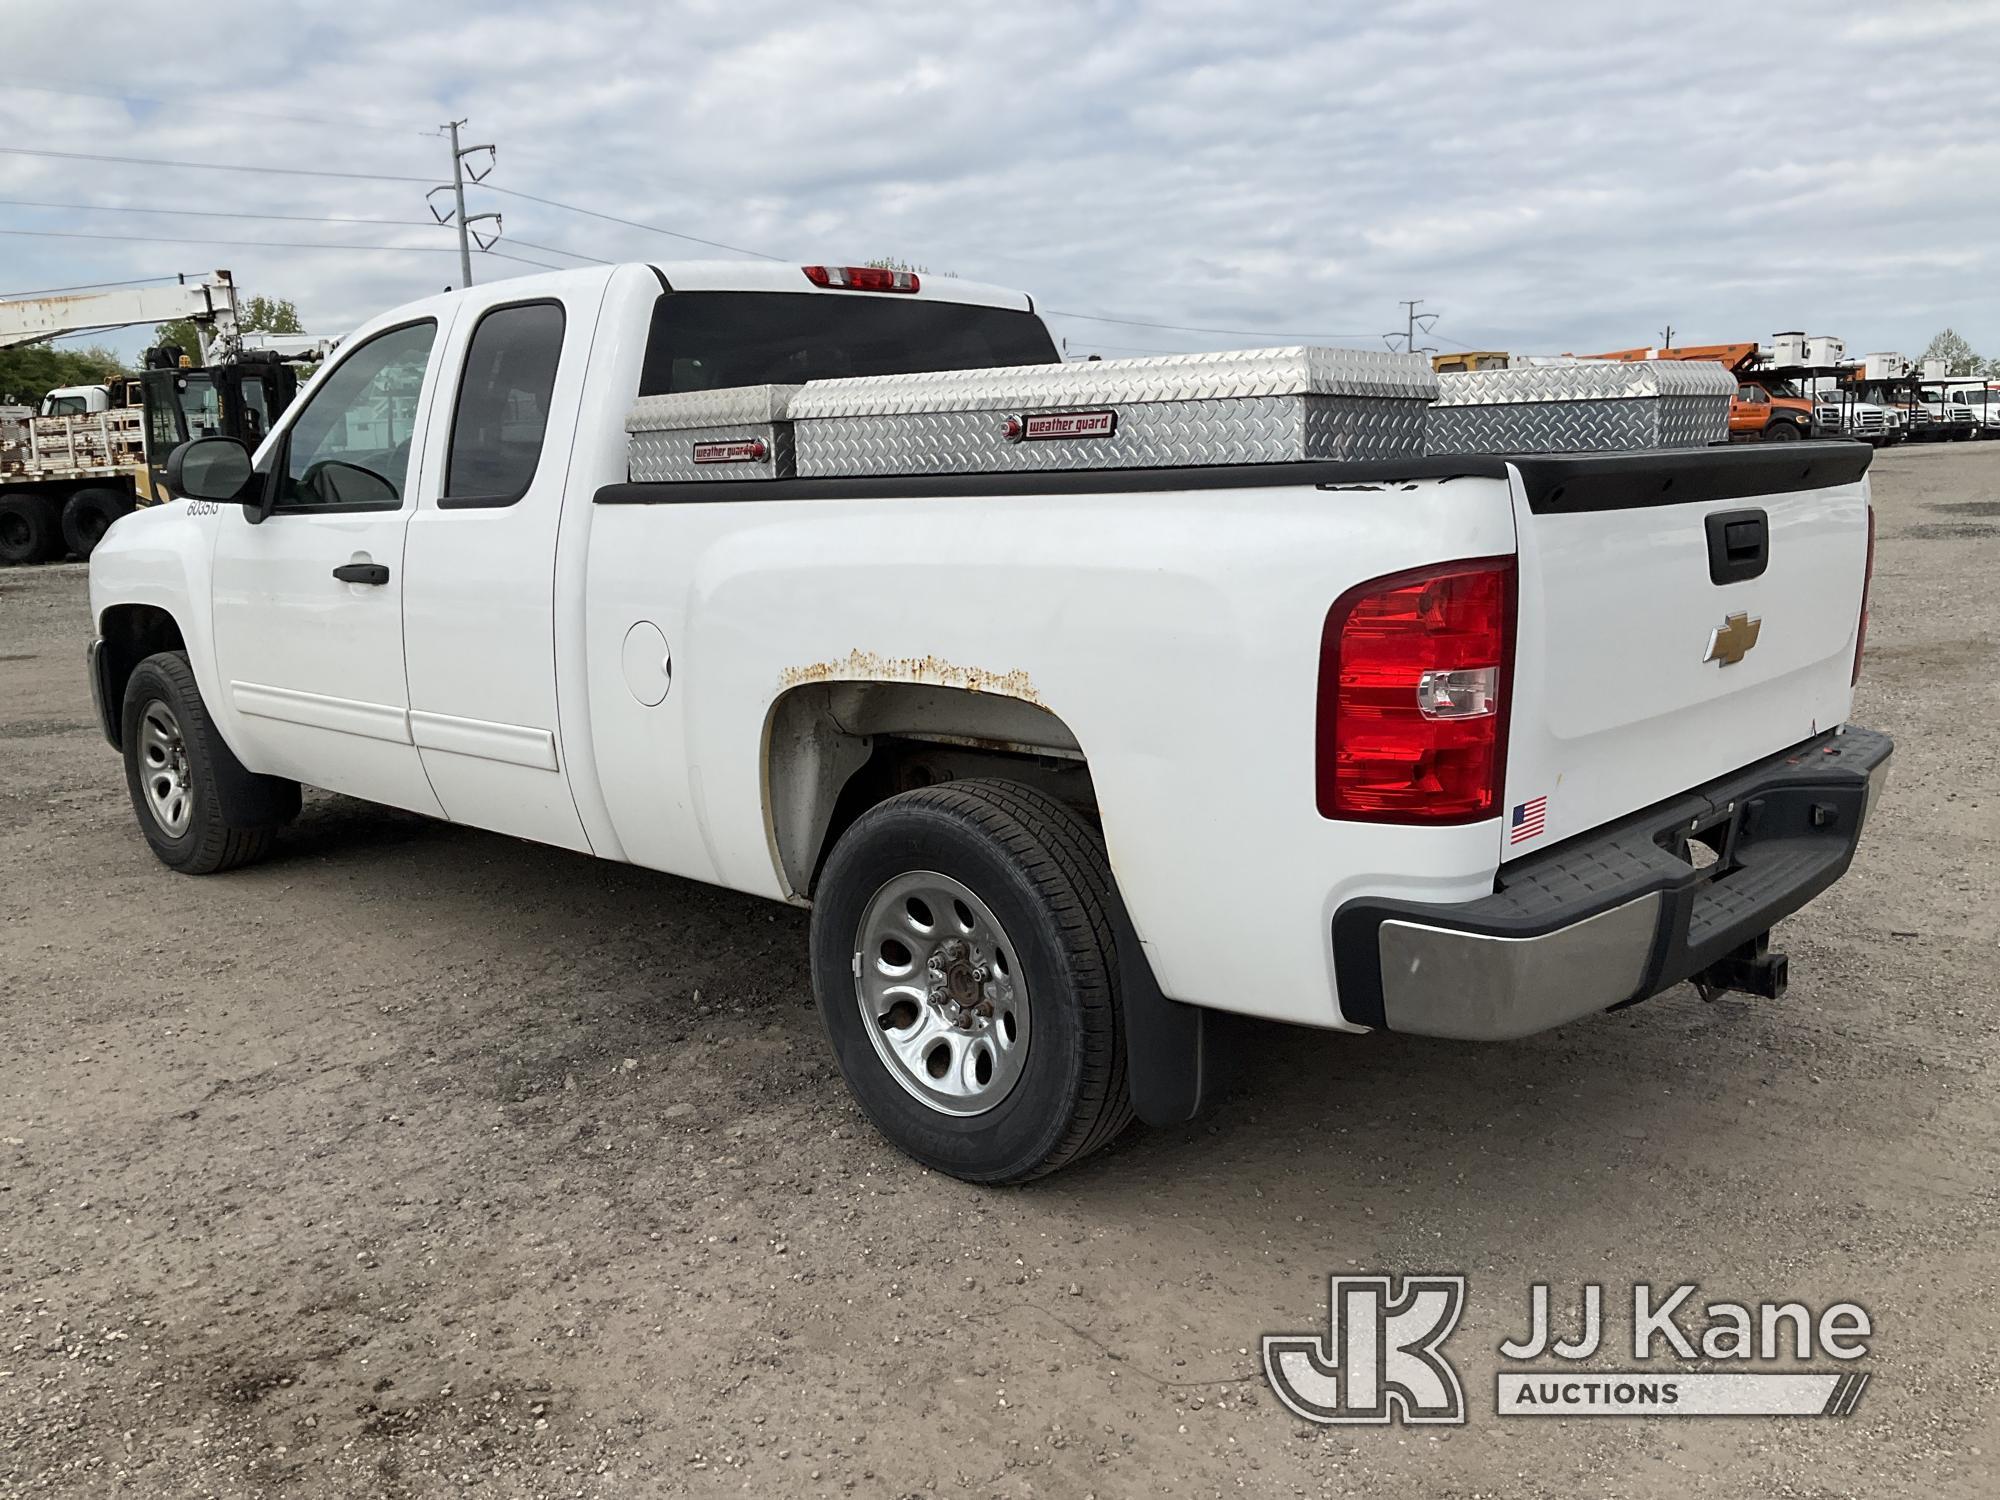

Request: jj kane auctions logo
left=1264, top=1276, right=1873, bottom=1424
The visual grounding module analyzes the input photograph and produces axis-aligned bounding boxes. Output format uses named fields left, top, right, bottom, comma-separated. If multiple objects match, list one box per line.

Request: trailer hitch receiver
left=1694, top=930, right=1789, bottom=1002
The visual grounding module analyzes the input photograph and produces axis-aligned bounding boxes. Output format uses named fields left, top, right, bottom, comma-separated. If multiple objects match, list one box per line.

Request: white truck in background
left=0, top=273, right=308, bottom=563
left=85, top=261, right=1890, bottom=1182
left=1922, top=379, right=2000, bottom=438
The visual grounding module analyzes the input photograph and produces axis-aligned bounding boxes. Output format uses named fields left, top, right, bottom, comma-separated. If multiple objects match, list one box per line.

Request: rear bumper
left=1332, top=726, right=1894, bottom=1040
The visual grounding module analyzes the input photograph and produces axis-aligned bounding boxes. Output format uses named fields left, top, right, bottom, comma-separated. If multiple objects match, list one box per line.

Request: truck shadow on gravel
left=236, top=791, right=1779, bottom=1221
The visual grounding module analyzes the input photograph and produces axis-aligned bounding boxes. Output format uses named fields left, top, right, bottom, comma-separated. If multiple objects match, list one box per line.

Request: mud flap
left=1109, top=892, right=1208, bottom=1126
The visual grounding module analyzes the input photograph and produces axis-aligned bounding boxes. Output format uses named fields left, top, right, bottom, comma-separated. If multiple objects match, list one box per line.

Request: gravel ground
left=2, top=442, right=1995, bottom=1498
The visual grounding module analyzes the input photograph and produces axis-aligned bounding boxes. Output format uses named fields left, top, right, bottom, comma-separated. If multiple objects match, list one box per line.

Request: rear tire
left=809, top=779, right=1134, bottom=1184
left=0, top=492, right=61, bottom=565
left=60, top=487, right=130, bottom=559
left=121, top=651, right=297, bottom=874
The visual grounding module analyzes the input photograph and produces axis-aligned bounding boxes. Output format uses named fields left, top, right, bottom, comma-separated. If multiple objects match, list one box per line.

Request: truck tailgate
left=1501, top=446, right=1873, bottom=858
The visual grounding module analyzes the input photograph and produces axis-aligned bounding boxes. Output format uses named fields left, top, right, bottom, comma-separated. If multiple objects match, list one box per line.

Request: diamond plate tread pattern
left=629, top=423, right=795, bottom=482
left=786, top=346, right=1438, bottom=418
left=1433, top=360, right=1735, bottom=405
left=1426, top=395, right=1731, bottom=455
left=793, top=394, right=1429, bottom=477
left=627, top=384, right=803, bottom=431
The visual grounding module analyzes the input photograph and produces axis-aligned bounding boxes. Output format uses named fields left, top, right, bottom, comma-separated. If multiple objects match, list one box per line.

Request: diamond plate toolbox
left=626, top=384, right=802, bottom=481
left=1425, top=360, right=1734, bottom=455
left=787, top=347, right=1437, bottom=477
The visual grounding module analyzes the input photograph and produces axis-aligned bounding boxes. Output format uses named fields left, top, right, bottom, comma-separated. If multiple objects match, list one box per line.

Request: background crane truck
left=0, top=272, right=307, bottom=564
left=1586, top=341, right=1821, bottom=442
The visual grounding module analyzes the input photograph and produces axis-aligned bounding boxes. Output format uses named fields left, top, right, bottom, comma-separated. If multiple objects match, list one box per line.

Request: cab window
left=239, top=375, right=271, bottom=442
left=144, top=383, right=183, bottom=455
left=176, top=376, right=222, bottom=439
left=442, top=301, right=564, bottom=507
left=272, top=321, right=435, bottom=511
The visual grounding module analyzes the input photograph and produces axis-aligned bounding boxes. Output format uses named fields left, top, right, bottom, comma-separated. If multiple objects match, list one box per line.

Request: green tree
left=150, top=317, right=205, bottom=365
left=242, top=295, right=304, bottom=334
left=0, top=343, right=128, bottom=405
left=152, top=294, right=304, bottom=367
left=1922, top=328, right=1982, bottom=376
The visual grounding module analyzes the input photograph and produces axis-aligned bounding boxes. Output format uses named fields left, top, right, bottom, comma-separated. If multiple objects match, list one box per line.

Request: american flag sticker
left=1510, top=795, right=1548, bottom=844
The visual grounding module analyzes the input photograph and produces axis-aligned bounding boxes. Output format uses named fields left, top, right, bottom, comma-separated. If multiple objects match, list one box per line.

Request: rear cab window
left=442, top=300, right=566, bottom=507
left=637, top=291, right=1058, bottom=396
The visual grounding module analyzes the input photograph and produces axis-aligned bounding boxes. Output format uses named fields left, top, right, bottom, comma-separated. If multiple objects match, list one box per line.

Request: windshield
left=1760, top=378, right=1802, bottom=399
left=638, top=291, right=1059, bottom=396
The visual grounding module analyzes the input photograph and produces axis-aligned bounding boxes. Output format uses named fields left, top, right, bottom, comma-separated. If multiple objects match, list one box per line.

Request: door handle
left=332, top=562, right=390, bottom=586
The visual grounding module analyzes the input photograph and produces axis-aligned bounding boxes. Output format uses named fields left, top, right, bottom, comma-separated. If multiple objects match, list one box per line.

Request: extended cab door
left=398, top=289, right=594, bottom=852
left=209, top=316, right=450, bottom=817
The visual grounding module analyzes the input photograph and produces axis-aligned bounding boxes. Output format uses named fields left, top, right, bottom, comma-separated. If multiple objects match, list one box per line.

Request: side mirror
left=165, top=437, right=257, bottom=504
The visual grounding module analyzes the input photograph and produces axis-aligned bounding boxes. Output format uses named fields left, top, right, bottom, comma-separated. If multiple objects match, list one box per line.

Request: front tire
left=121, top=652, right=296, bottom=874
left=809, top=779, right=1133, bottom=1184
left=1763, top=421, right=1802, bottom=442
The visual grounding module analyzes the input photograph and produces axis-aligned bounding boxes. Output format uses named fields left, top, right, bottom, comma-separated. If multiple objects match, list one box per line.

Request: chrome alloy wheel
left=853, top=870, right=1030, bottom=1117
left=138, top=700, right=194, bottom=837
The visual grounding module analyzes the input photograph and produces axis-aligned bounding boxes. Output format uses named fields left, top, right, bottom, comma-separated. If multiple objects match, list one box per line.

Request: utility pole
left=1660, top=324, right=1675, bottom=351
left=1398, top=298, right=1439, bottom=354
left=431, top=120, right=501, bottom=288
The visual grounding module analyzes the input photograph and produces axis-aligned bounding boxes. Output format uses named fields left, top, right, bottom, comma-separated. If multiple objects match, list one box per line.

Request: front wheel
left=809, top=779, right=1133, bottom=1184
left=121, top=652, right=297, bottom=874
left=1763, top=421, right=1802, bottom=442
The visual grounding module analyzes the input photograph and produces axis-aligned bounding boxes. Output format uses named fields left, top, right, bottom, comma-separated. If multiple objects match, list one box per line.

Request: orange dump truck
left=1584, top=343, right=1817, bottom=442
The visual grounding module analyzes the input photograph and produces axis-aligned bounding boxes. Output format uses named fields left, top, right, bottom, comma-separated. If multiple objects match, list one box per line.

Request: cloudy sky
left=3, top=0, right=1995, bottom=366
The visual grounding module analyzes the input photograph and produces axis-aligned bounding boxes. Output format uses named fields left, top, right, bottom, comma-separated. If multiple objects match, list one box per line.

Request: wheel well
left=766, top=681, right=1097, bottom=900
left=97, top=604, right=186, bottom=746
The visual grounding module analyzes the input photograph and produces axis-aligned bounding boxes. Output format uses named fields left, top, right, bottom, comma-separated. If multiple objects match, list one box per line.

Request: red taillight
left=802, top=264, right=920, bottom=293
left=1317, top=557, right=1516, bottom=823
left=1852, top=503, right=1875, bottom=686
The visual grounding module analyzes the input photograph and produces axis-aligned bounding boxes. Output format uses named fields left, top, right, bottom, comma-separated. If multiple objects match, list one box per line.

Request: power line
left=1065, top=339, right=1212, bottom=356
left=0, top=225, right=561, bottom=270
left=0, top=141, right=1434, bottom=350
left=477, top=183, right=786, bottom=261
left=0, top=194, right=605, bottom=269
left=1, top=272, right=198, bottom=299
left=0, top=197, right=437, bottom=229
left=1043, top=307, right=1383, bottom=341
left=503, top=237, right=611, bottom=265
left=8, top=83, right=425, bottom=140
left=0, top=145, right=433, bottom=184
left=0, top=144, right=779, bottom=260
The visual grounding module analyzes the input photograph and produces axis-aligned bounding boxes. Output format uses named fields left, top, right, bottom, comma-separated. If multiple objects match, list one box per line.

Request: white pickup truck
left=86, top=261, right=1891, bottom=1182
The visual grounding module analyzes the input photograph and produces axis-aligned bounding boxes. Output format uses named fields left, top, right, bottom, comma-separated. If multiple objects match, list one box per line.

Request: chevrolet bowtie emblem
left=1705, top=611, right=1762, bottom=666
